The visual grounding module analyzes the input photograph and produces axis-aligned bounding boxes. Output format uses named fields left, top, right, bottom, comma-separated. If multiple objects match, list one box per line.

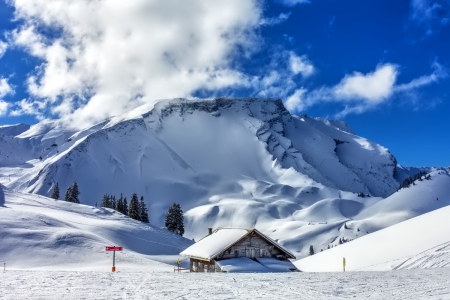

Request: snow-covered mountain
left=0, top=98, right=448, bottom=259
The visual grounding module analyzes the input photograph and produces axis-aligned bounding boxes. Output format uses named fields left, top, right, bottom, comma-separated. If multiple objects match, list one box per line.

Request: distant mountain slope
left=294, top=191, right=450, bottom=272
left=0, top=188, right=192, bottom=269
left=0, top=123, right=30, bottom=137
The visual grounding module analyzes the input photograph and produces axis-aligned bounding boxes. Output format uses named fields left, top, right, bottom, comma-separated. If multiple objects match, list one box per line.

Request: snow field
left=1, top=268, right=450, bottom=299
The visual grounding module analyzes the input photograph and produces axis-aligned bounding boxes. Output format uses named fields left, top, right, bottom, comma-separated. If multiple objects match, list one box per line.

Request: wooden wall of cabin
left=216, top=232, right=286, bottom=260
left=190, top=258, right=221, bottom=273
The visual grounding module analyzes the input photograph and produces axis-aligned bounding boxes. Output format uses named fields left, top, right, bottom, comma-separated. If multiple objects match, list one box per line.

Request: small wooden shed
left=180, top=228, right=298, bottom=272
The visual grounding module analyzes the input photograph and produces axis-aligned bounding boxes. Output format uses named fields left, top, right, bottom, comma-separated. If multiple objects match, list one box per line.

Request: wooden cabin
left=180, top=228, right=298, bottom=273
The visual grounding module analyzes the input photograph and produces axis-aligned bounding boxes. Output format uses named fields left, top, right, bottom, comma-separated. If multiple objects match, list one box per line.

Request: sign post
left=343, top=257, right=346, bottom=272
left=106, top=246, right=123, bottom=272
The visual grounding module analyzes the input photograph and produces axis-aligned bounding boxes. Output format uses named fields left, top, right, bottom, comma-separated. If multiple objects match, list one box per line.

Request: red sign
left=106, top=246, right=123, bottom=251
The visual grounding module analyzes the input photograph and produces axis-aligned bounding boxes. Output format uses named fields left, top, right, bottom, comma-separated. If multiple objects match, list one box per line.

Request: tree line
left=50, top=182, right=185, bottom=236
left=398, top=171, right=430, bottom=191
left=101, top=193, right=149, bottom=223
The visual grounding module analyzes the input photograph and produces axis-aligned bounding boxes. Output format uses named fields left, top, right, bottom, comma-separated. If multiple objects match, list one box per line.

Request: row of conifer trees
left=101, top=193, right=149, bottom=223
left=50, top=182, right=184, bottom=235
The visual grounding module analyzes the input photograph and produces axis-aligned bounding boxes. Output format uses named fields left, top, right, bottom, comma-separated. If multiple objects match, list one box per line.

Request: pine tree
left=139, top=196, right=149, bottom=223
left=309, top=245, right=314, bottom=255
left=65, top=185, right=73, bottom=202
left=70, top=181, right=80, bottom=203
left=116, top=195, right=123, bottom=213
left=123, top=197, right=128, bottom=216
left=51, top=183, right=60, bottom=200
left=339, top=238, right=342, bottom=244
left=344, top=223, right=348, bottom=229
left=165, top=203, right=184, bottom=236
left=128, top=193, right=140, bottom=221
left=101, top=194, right=110, bottom=208
left=111, top=195, right=116, bottom=210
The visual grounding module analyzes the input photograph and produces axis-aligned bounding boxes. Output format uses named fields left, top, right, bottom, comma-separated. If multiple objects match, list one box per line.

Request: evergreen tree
left=344, top=223, right=348, bottom=229
left=309, top=245, right=314, bottom=255
left=116, top=195, right=123, bottom=213
left=128, top=193, right=140, bottom=221
left=111, top=195, right=116, bottom=210
left=139, top=196, right=149, bottom=223
left=50, top=183, right=60, bottom=200
left=65, top=185, right=73, bottom=202
left=165, top=203, right=184, bottom=236
left=123, top=197, right=128, bottom=216
left=339, top=238, right=342, bottom=244
left=101, top=194, right=110, bottom=208
left=70, top=181, right=80, bottom=203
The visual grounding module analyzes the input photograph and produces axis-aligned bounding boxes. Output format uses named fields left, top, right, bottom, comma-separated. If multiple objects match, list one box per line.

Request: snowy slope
left=0, top=98, right=448, bottom=260
left=0, top=123, right=30, bottom=137
left=294, top=191, right=450, bottom=272
left=0, top=187, right=193, bottom=270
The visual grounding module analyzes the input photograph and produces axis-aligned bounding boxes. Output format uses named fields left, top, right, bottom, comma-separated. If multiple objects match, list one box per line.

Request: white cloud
left=10, top=0, right=263, bottom=127
left=0, top=41, right=7, bottom=58
left=285, top=88, right=307, bottom=111
left=0, top=78, right=13, bottom=98
left=0, top=78, right=13, bottom=116
left=396, top=60, right=447, bottom=91
left=285, top=62, right=446, bottom=117
left=289, top=52, right=315, bottom=77
left=334, top=64, right=398, bottom=103
left=0, top=100, right=9, bottom=116
left=277, top=0, right=310, bottom=7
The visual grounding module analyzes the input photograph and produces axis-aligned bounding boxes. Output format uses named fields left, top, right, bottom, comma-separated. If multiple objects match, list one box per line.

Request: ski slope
left=0, top=188, right=193, bottom=270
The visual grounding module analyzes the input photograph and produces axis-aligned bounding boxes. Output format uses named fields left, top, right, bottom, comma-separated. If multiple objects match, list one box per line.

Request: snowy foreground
left=2, top=268, right=450, bottom=299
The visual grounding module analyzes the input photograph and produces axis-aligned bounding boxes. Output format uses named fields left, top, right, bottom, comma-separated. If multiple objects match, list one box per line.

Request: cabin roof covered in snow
left=180, top=228, right=296, bottom=260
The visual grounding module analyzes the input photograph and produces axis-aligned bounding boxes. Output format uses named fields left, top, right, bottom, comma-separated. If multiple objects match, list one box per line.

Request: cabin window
left=234, top=250, right=239, bottom=257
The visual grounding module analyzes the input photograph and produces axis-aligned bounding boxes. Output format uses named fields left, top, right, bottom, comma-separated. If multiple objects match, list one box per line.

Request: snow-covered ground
left=1, top=268, right=450, bottom=299
left=295, top=198, right=450, bottom=272
left=0, top=189, right=192, bottom=270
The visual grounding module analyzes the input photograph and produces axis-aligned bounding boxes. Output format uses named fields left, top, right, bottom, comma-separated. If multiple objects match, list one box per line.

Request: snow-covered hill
left=0, top=187, right=192, bottom=270
left=294, top=195, right=450, bottom=272
left=0, top=98, right=448, bottom=259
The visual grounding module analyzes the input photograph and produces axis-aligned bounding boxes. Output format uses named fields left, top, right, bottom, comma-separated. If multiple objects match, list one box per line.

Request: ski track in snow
left=1, top=268, right=450, bottom=299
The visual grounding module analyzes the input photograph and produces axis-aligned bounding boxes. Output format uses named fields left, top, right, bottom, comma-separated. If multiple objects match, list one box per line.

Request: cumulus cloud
left=0, top=78, right=12, bottom=98
left=0, top=78, right=13, bottom=116
left=289, top=52, right=315, bottom=77
left=409, top=0, right=450, bottom=35
left=0, top=41, right=7, bottom=58
left=285, top=88, right=307, bottom=111
left=285, top=62, right=446, bottom=117
left=334, top=64, right=398, bottom=103
left=10, top=0, right=263, bottom=127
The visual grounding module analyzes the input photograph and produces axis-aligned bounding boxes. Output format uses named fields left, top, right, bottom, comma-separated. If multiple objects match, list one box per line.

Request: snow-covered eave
left=180, top=228, right=252, bottom=260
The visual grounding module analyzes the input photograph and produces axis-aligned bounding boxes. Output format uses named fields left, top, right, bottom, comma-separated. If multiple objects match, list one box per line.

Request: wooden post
left=343, top=257, right=346, bottom=272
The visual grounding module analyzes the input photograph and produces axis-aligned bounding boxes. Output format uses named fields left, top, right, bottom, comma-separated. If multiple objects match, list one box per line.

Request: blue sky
left=0, top=0, right=448, bottom=167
